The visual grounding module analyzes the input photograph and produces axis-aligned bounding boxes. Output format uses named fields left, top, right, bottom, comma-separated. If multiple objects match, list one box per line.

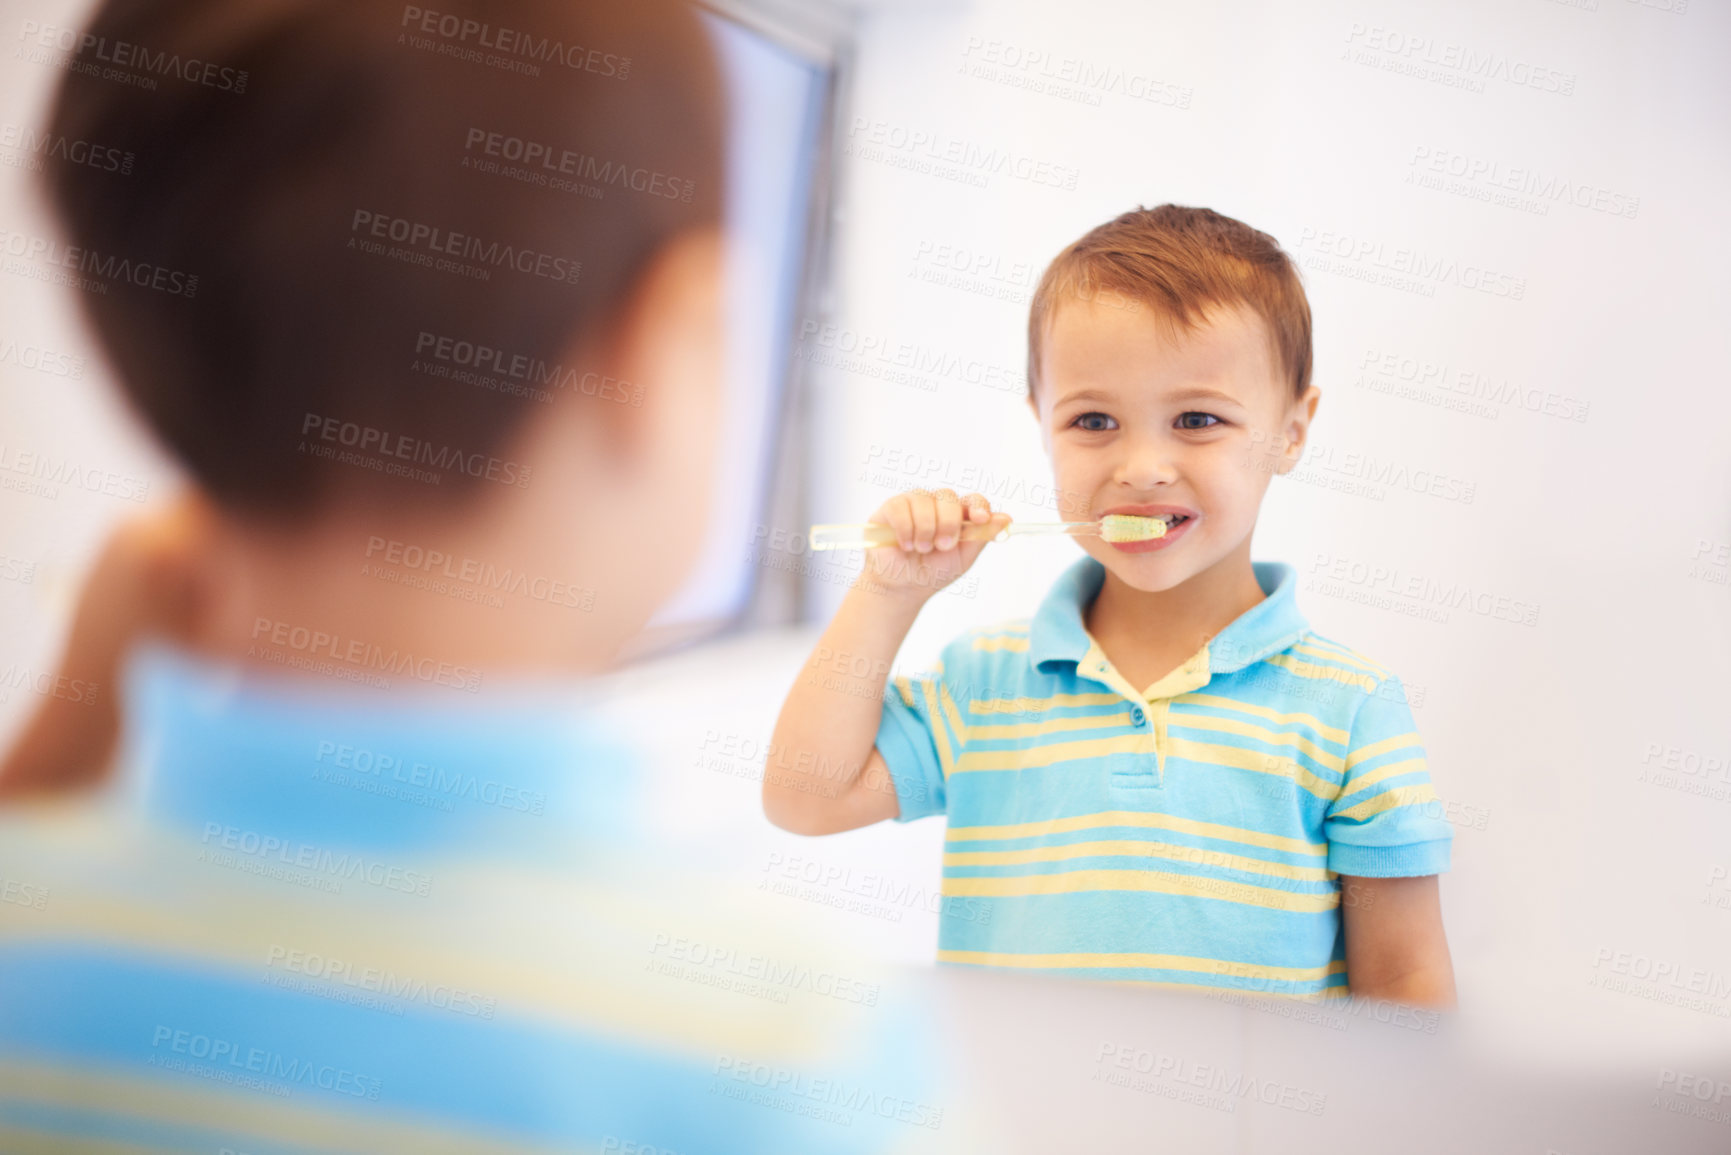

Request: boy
left=764, top=205, right=1456, bottom=1007
left=0, top=0, right=950, bottom=1150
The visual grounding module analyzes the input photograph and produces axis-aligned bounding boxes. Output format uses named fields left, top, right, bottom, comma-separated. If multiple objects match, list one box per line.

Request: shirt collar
left=1028, top=555, right=1308, bottom=677
left=120, top=642, right=644, bottom=862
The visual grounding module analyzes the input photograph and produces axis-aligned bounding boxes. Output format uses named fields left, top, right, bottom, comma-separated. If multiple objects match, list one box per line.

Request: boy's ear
left=575, top=226, right=726, bottom=469
left=1272, top=384, right=1321, bottom=474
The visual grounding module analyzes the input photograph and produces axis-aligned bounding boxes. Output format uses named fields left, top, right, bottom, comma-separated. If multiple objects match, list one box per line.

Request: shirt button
left=1131, top=707, right=1146, bottom=725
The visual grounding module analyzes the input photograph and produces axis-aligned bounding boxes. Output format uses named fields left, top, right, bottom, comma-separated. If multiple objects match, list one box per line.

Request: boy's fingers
left=876, top=490, right=1006, bottom=573
left=908, top=489, right=937, bottom=552
left=933, top=488, right=962, bottom=550
left=882, top=495, right=914, bottom=552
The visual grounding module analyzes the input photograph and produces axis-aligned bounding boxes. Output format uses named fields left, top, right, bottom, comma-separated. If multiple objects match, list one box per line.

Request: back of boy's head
left=1026, top=204, right=1312, bottom=405
left=40, top=0, right=724, bottom=520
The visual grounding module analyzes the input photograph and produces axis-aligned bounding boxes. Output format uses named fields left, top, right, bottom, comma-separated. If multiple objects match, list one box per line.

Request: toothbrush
left=808, top=513, right=1169, bottom=551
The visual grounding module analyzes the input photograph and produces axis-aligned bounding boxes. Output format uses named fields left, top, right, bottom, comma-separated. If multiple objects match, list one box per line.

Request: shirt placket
left=1078, top=643, right=1164, bottom=782
left=1078, top=641, right=1212, bottom=785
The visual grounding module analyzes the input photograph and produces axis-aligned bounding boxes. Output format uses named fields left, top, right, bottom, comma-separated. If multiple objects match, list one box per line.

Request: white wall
left=800, top=0, right=1731, bottom=1059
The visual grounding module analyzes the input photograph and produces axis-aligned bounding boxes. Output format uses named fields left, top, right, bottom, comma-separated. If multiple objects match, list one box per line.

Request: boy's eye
left=1176, top=411, right=1221, bottom=430
left=1071, top=412, right=1117, bottom=432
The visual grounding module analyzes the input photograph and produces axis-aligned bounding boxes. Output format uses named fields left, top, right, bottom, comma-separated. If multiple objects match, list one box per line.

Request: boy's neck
left=187, top=502, right=629, bottom=685
left=1083, top=539, right=1268, bottom=673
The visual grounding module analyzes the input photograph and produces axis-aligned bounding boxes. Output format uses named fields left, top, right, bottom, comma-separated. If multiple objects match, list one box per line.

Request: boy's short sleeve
left=873, top=638, right=970, bottom=824
left=1324, top=675, right=1453, bottom=877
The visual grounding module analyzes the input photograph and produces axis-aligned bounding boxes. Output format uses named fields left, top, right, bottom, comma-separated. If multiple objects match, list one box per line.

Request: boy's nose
left=1112, top=435, right=1180, bottom=489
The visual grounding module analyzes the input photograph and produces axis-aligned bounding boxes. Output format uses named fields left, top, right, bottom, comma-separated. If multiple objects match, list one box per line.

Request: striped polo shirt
left=875, top=556, right=1453, bottom=999
left=0, top=644, right=951, bottom=1154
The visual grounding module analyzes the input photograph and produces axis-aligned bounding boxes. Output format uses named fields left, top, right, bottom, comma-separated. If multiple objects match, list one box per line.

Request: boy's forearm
left=763, top=579, right=926, bottom=832
left=1348, top=962, right=1457, bottom=1009
left=1340, top=873, right=1456, bottom=1010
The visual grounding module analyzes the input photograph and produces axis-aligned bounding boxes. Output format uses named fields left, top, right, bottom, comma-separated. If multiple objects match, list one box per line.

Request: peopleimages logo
left=1094, top=1042, right=1328, bottom=1115
left=199, top=822, right=435, bottom=897
left=648, top=933, right=881, bottom=1007
left=300, top=412, right=532, bottom=489
left=1407, top=145, right=1639, bottom=219
left=1294, top=226, right=1525, bottom=300
left=149, top=1026, right=380, bottom=1099
left=0, top=121, right=134, bottom=173
left=0, top=873, right=49, bottom=911
left=348, top=210, right=581, bottom=285
left=1342, top=22, right=1576, bottom=96
left=399, top=6, right=631, bottom=78
left=314, top=739, right=548, bottom=815
left=711, top=1057, right=944, bottom=1129
left=17, top=20, right=250, bottom=92
left=0, top=227, right=198, bottom=297
left=845, top=117, right=1080, bottom=191
left=265, top=945, right=497, bottom=1019
left=1588, top=947, right=1731, bottom=1018
left=0, top=663, right=98, bottom=706
left=0, top=337, right=85, bottom=379
left=364, top=535, right=594, bottom=611
left=414, top=331, right=644, bottom=405
left=250, top=614, right=484, bottom=693
left=0, top=442, right=151, bottom=502
left=463, top=129, right=694, bottom=201
left=957, top=36, right=1193, bottom=110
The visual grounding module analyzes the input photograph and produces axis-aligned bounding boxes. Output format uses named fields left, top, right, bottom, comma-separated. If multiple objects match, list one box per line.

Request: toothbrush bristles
left=1098, top=514, right=1168, bottom=543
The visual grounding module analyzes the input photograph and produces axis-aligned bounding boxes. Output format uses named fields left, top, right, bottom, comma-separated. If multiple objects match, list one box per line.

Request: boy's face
left=1029, top=293, right=1319, bottom=595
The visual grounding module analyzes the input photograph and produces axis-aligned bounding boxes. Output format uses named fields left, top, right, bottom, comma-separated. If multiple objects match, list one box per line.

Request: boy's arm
left=762, top=584, right=923, bottom=835
left=1326, top=672, right=1457, bottom=1008
left=0, top=497, right=208, bottom=800
left=762, top=488, right=1008, bottom=836
left=1340, top=873, right=1456, bottom=1008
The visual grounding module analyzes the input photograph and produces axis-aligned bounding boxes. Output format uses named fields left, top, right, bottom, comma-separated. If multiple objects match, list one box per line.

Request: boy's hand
left=861, top=488, right=1010, bottom=601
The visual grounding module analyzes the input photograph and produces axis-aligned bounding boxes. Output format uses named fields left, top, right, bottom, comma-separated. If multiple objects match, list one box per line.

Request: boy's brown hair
left=1026, top=205, right=1312, bottom=403
left=41, top=0, right=723, bottom=519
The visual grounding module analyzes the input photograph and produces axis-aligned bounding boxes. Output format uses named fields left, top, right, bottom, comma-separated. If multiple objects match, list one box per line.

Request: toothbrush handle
left=808, top=521, right=1003, bottom=551
left=809, top=521, right=1090, bottom=551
